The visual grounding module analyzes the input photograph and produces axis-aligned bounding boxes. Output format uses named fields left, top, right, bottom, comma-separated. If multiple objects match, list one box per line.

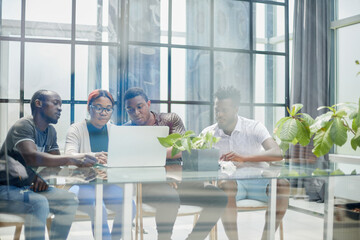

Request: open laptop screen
left=107, top=126, right=169, bottom=167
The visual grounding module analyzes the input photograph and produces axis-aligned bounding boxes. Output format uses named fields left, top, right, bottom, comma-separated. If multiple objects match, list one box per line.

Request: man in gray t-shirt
left=0, top=90, right=97, bottom=239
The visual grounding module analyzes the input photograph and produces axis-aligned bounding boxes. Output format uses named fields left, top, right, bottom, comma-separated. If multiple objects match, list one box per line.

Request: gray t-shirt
left=0, top=116, right=59, bottom=167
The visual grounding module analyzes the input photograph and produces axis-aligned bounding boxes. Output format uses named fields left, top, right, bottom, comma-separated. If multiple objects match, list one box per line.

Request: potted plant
left=157, top=131, right=220, bottom=171
left=274, top=60, right=360, bottom=157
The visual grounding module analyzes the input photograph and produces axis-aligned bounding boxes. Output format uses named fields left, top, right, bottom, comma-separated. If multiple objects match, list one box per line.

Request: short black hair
left=124, top=87, right=149, bottom=102
left=30, top=90, right=51, bottom=115
left=215, top=86, right=241, bottom=107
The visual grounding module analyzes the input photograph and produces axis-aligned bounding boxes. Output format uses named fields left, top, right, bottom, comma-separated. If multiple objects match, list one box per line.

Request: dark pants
left=142, top=181, right=228, bottom=240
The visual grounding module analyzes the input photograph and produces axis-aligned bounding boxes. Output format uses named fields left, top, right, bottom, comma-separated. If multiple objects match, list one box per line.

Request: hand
left=94, top=168, right=108, bottom=180
left=220, top=152, right=245, bottom=163
left=82, top=154, right=98, bottom=167
left=95, top=152, right=108, bottom=164
left=71, top=154, right=97, bottom=167
left=30, top=175, right=49, bottom=192
left=168, top=182, right=178, bottom=189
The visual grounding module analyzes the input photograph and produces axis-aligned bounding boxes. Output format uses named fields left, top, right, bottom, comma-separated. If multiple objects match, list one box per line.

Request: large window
left=0, top=0, right=290, bottom=150
left=332, top=0, right=360, bottom=156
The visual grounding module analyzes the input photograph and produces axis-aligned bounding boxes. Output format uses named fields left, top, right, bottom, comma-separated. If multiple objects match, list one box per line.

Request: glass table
left=37, top=160, right=360, bottom=240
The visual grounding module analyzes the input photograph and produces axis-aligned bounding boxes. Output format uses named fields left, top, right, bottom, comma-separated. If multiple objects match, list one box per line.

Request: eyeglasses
left=90, top=105, right=114, bottom=114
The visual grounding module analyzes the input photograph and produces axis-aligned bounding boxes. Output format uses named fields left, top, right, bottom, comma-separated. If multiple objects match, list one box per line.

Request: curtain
left=290, top=0, right=331, bottom=200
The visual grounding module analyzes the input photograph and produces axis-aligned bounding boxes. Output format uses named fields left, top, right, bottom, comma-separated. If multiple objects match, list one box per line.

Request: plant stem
left=343, top=118, right=356, bottom=135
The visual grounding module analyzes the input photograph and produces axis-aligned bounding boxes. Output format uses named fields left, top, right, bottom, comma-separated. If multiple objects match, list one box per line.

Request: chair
left=236, top=199, right=284, bottom=240
left=0, top=213, right=53, bottom=240
left=135, top=183, right=203, bottom=240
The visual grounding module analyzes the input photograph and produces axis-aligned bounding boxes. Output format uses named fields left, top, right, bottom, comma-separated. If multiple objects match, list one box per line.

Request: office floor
left=0, top=200, right=324, bottom=240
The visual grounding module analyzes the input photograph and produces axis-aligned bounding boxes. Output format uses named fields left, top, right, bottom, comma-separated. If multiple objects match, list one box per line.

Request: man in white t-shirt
left=201, top=86, right=290, bottom=240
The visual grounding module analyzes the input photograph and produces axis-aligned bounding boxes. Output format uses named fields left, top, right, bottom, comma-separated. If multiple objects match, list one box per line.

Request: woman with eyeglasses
left=64, top=89, right=135, bottom=240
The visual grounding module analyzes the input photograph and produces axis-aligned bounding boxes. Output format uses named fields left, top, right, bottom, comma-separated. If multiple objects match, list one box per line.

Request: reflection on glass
left=171, top=49, right=210, bottom=102
left=171, top=104, right=211, bottom=135
left=254, top=54, right=285, bottom=104
left=129, top=0, right=168, bottom=44
left=254, top=106, right=285, bottom=135
left=24, top=42, right=71, bottom=99
left=0, top=103, right=20, bottom=143
left=25, top=0, right=72, bottom=39
left=75, top=45, right=118, bottom=101
left=0, top=0, right=21, bottom=37
left=76, top=0, right=119, bottom=42
left=128, top=46, right=168, bottom=101
left=214, top=51, right=250, bottom=103
left=172, top=0, right=210, bottom=46
left=214, top=0, right=249, bottom=49
left=0, top=41, right=20, bottom=99
left=254, top=3, right=285, bottom=52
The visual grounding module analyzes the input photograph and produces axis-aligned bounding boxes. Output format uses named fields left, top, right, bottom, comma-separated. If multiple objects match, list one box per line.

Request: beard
left=41, top=111, right=59, bottom=124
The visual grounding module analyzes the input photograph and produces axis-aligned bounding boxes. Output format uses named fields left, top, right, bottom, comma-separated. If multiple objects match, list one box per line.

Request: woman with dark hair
left=65, top=89, right=135, bottom=239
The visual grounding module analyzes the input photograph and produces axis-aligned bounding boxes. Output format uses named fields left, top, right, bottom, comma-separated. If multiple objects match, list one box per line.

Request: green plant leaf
left=290, top=104, right=303, bottom=116
left=350, top=138, right=359, bottom=151
left=279, top=141, right=290, bottom=154
left=355, top=98, right=360, bottom=130
left=354, top=127, right=360, bottom=141
left=296, top=120, right=311, bottom=146
left=310, top=111, right=333, bottom=134
left=352, top=117, right=359, bottom=131
left=330, top=169, right=345, bottom=176
left=275, top=117, right=292, bottom=138
left=288, top=170, right=300, bottom=177
left=350, top=128, right=360, bottom=150
left=184, top=130, right=195, bottom=138
left=312, top=168, right=328, bottom=176
left=171, top=146, right=181, bottom=157
left=351, top=169, right=357, bottom=175
left=174, top=139, right=185, bottom=150
left=330, top=117, right=348, bottom=146
left=157, top=137, right=174, bottom=148
left=349, top=112, right=358, bottom=120
left=181, top=137, right=192, bottom=153
left=317, top=106, right=335, bottom=112
left=167, top=133, right=182, bottom=141
left=275, top=117, right=292, bottom=128
left=312, top=123, right=334, bottom=157
left=334, top=109, right=348, bottom=118
left=279, top=118, right=298, bottom=142
left=301, top=113, right=315, bottom=126
left=291, top=138, right=298, bottom=145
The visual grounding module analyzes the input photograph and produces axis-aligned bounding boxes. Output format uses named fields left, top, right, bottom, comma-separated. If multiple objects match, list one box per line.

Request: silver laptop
left=107, top=126, right=169, bottom=167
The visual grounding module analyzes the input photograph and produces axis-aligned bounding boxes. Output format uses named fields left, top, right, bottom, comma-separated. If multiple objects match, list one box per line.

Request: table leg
left=267, top=178, right=277, bottom=240
left=122, top=183, right=134, bottom=240
left=95, top=184, right=103, bottom=240
left=324, top=176, right=335, bottom=240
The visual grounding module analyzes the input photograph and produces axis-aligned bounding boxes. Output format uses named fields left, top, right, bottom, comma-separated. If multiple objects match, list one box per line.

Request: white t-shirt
left=201, top=116, right=272, bottom=168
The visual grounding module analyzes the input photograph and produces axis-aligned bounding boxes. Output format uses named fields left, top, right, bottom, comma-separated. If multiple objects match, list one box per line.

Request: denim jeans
left=0, top=185, right=78, bottom=240
left=69, top=184, right=136, bottom=240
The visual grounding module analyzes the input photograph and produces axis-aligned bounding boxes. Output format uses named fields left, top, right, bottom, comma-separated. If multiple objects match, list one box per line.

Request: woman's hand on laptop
left=95, top=152, right=108, bottom=164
